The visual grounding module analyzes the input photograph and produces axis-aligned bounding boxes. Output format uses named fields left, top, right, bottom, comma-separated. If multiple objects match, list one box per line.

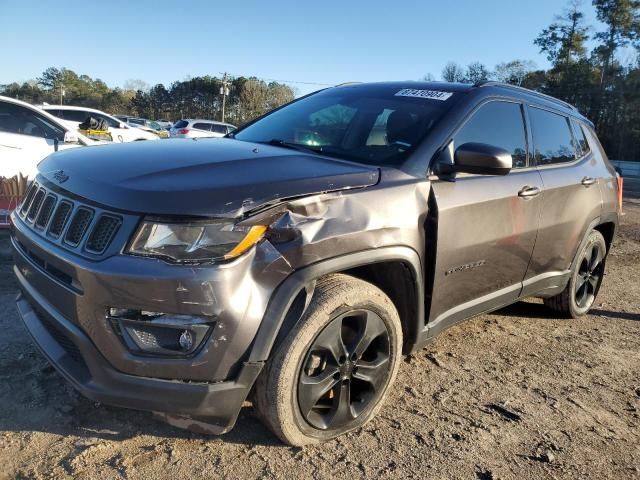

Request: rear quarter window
left=529, top=107, right=576, bottom=165
left=571, top=119, right=591, bottom=158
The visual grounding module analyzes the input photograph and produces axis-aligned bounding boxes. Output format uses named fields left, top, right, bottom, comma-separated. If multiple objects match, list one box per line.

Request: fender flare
left=247, top=246, right=424, bottom=362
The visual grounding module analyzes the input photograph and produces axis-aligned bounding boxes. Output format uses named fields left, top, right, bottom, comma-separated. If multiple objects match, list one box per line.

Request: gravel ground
left=0, top=189, right=639, bottom=480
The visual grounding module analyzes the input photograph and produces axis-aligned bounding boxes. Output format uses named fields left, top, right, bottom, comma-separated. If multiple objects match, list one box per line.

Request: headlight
left=127, top=219, right=267, bottom=263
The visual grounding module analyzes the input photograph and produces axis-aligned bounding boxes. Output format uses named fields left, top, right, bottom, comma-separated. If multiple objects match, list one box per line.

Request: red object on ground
left=0, top=195, right=19, bottom=229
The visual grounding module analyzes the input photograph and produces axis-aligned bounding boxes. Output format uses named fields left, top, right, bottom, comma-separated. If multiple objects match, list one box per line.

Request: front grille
left=64, top=208, right=93, bottom=246
left=48, top=201, right=72, bottom=238
left=35, top=194, right=56, bottom=229
left=86, top=215, right=121, bottom=253
left=17, top=181, right=125, bottom=257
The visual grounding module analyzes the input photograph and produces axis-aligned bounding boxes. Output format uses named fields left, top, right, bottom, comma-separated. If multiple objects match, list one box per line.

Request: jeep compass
left=11, top=81, right=621, bottom=445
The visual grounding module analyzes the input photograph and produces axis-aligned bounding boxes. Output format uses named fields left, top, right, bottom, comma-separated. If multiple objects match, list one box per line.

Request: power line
left=222, top=72, right=335, bottom=87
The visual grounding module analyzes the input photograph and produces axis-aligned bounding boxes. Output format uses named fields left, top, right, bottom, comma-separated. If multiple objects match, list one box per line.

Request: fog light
left=179, top=330, right=194, bottom=351
left=107, top=309, right=214, bottom=357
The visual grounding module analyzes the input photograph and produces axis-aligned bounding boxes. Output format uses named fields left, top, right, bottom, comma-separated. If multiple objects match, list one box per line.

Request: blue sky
left=1, top=0, right=603, bottom=96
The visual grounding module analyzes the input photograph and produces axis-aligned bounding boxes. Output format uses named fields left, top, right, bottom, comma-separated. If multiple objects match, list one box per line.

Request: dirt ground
left=0, top=191, right=639, bottom=480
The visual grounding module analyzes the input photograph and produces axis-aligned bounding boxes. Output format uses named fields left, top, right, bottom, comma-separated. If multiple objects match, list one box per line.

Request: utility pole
left=220, top=73, right=231, bottom=123
left=60, top=84, right=65, bottom=105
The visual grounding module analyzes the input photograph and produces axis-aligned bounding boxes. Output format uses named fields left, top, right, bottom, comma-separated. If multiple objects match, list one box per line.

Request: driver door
left=427, top=100, right=543, bottom=334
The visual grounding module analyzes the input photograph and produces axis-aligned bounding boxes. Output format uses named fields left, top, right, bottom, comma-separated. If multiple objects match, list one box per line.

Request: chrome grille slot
left=86, top=215, right=121, bottom=254
left=26, top=188, right=45, bottom=221
left=35, top=194, right=56, bottom=229
left=20, top=183, right=38, bottom=215
left=64, top=208, right=94, bottom=246
left=48, top=201, right=73, bottom=238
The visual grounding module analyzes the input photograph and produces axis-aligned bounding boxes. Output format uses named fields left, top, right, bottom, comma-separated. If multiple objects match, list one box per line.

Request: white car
left=42, top=105, right=159, bottom=143
left=169, top=119, right=236, bottom=139
left=155, top=118, right=173, bottom=129
left=0, top=96, right=97, bottom=180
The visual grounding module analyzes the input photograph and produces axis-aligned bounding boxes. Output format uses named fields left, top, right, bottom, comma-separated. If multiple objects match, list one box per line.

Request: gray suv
left=10, top=82, right=621, bottom=446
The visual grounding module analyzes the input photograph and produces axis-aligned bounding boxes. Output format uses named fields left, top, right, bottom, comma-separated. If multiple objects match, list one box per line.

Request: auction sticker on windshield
left=394, top=89, right=453, bottom=101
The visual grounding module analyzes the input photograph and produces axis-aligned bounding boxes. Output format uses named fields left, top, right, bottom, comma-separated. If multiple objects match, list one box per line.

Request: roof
left=182, top=119, right=236, bottom=127
left=41, top=105, right=105, bottom=113
left=334, top=81, right=474, bottom=94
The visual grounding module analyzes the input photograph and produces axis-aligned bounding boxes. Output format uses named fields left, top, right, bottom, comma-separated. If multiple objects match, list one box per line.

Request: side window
left=0, top=102, right=64, bottom=140
left=453, top=101, right=527, bottom=168
left=193, top=123, right=212, bottom=131
left=97, top=114, right=120, bottom=128
left=571, top=119, right=591, bottom=158
left=211, top=124, right=227, bottom=134
left=529, top=107, right=576, bottom=165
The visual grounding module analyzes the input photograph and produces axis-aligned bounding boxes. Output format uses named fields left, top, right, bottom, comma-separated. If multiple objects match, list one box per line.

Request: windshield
left=233, top=85, right=461, bottom=166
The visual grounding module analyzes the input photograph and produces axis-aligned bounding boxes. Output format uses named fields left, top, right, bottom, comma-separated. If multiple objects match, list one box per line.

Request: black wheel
left=544, top=230, right=607, bottom=318
left=253, top=274, right=402, bottom=446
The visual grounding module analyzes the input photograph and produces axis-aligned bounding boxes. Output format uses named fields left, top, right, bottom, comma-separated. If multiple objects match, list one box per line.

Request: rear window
left=529, top=107, right=576, bottom=165
left=193, top=123, right=212, bottom=131
left=173, top=120, right=188, bottom=129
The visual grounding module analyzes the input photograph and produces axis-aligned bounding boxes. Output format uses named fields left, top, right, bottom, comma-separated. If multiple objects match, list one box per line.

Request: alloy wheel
left=575, top=242, right=604, bottom=309
left=297, top=309, right=391, bottom=430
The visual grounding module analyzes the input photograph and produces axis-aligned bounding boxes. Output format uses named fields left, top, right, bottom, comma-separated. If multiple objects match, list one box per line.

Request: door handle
left=581, top=176, right=596, bottom=186
left=518, top=186, right=541, bottom=198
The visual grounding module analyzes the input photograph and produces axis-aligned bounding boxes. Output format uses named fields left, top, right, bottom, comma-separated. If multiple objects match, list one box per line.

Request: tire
left=544, top=229, right=607, bottom=318
left=254, top=274, right=402, bottom=446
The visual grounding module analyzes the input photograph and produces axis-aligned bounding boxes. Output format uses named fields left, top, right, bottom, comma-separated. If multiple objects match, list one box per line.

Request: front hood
left=38, top=138, right=379, bottom=217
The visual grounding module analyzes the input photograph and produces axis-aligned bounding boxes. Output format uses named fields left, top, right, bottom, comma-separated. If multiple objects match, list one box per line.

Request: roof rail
left=334, top=82, right=361, bottom=87
left=474, top=81, right=578, bottom=112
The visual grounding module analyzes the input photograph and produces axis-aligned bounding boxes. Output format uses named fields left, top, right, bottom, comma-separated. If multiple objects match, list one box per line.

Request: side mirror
left=63, top=131, right=79, bottom=144
left=119, top=123, right=128, bottom=129
left=454, top=142, right=512, bottom=176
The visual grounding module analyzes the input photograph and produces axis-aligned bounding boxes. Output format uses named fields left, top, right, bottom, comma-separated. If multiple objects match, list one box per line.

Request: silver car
left=169, top=119, right=236, bottom=139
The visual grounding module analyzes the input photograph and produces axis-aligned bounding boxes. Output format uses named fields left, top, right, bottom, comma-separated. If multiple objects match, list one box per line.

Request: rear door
left=522, top=107, right=602, bottom=294
left=427, top=100, right=544, bottom=333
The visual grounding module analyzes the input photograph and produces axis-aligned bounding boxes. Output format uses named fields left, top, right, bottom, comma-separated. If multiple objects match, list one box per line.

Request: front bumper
left=15, top=286, right=261, bottom=432
left=10, top=205, right=294, bottom=429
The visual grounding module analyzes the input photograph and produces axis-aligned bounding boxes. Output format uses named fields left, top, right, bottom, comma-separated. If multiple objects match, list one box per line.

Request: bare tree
left=465, top=62, right=490, bottom=84
left=493, top=60, right=536, bottom=85
left=441, top=62, right=465, bottom=82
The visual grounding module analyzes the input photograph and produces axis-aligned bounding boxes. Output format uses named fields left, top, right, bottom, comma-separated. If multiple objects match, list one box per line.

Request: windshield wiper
left=264, top=139, right=323, bottom=154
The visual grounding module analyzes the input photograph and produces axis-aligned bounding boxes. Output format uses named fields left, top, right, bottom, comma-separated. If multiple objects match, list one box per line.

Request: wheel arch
left=594, top=221, right=616, bottom=252
left=248, top=247, right=424, bottom=363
